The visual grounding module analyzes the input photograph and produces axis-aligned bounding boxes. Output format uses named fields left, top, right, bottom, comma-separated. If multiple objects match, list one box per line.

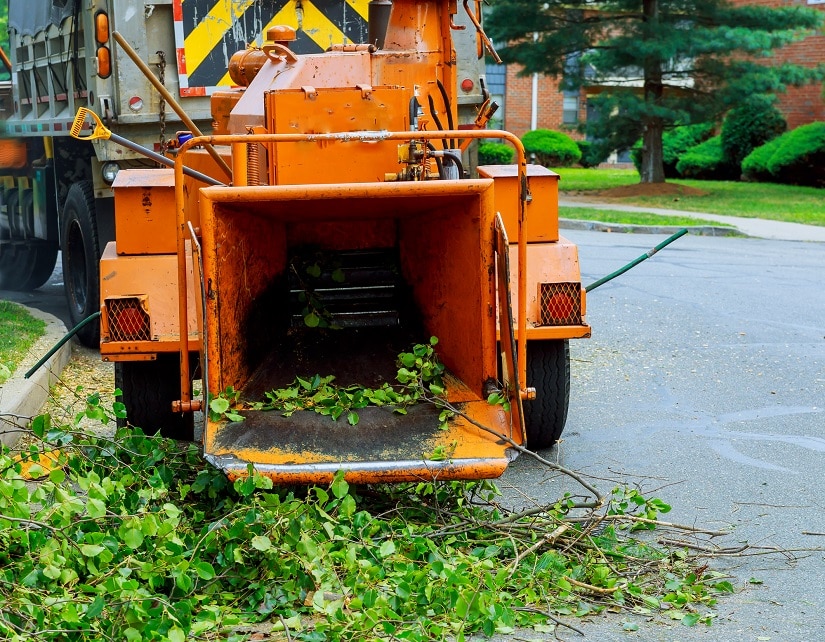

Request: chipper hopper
left=91, top=0, right=590, bottom=484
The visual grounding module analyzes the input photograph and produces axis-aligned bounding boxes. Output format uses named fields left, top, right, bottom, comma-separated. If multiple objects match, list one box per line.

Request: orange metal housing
left=98, top=0, right=589, bottom=484
left=197, top=178, right=522, bottom=483
left=478, top=164, right=560, bottom=242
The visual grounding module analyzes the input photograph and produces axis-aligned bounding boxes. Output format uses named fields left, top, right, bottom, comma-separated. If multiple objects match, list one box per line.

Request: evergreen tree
left=487, top=0, right=825, bottom=183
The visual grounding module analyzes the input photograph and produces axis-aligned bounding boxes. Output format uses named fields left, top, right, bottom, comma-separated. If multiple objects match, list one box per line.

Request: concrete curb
left=560, top=218, right=744, bottom=237
left=0, top=307, right=73, bottom=448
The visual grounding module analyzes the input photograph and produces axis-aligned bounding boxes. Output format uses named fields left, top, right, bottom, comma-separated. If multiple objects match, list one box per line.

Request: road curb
left=559, top=218, right=744, bottom=237
left=0, top=306, right=73, bottom=448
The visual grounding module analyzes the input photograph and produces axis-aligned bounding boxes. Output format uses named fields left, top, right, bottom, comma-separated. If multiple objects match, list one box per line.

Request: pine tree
left=487, top=0, right=825, bottom=183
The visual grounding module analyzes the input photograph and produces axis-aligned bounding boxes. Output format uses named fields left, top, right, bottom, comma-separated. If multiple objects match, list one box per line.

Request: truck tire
left=0, top=190, right=24, bottom=290
left=0, top=189, right=58, bottom=291
left=115, top=354, right=196, bottom=441
left=523, top=340, right=570, bottom=450
left=17, top=190, right=58, bottom=291
left=61, top=181, right=100, bottom=347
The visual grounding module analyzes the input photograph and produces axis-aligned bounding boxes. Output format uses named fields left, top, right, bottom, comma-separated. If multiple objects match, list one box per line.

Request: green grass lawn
left=0, top=300, right=45, bottom=382
left=555, top=168, right=825, bottom=226
left=559, top=206, right=732, bottom=228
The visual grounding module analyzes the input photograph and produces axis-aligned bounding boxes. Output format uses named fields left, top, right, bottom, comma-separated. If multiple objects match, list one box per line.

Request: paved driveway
left=497, top=230, right=825, bottom=640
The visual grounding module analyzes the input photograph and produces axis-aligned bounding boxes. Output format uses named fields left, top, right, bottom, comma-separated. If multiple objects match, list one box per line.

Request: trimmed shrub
left=742, top=123, right=825, bottom=186
left=631, top=123, right=715, bottom=177
left=765, top=122, right=825, bottom=187
left=741, top=136, right=784, bottom=182
left=721, top=95, right=786, bottom=169
left=521, top=129, right=582, bottom=167
left=478, top=142, right=515, bottom=165
left=576, top=140, right=609, bottom=168
left=675, top=135, right=738, bottom=180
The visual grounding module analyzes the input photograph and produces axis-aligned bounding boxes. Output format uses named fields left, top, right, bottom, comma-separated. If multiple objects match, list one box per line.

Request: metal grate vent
left=539, top=282, right=582, bottom=326
left=106, top=298, right=151, bottom=341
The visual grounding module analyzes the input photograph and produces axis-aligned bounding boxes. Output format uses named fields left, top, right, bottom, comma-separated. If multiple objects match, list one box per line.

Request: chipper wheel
left=115, top=354, right=196, bottom=441
left=524, top=340, right=570, bottom=450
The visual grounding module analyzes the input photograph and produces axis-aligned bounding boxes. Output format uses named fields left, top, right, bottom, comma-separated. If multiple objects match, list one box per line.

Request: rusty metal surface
left=205, top=397, right=516, bottom=484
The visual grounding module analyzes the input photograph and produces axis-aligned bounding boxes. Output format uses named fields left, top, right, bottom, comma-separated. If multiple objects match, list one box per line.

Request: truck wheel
left=0, top=190, right=25, bottom=290
left=17, top=190, right=58, bottom=291
left=115, top=354, right=195, bottom=441
left=523, top=340, right=570, bottom=450
left=61, top=181, right=100, bottom=347
left=0, top=190, right=37, bottom=290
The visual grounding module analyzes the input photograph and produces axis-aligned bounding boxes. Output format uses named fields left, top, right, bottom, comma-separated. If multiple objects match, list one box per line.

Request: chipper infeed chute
left=198, top=179, right=524, bottom=484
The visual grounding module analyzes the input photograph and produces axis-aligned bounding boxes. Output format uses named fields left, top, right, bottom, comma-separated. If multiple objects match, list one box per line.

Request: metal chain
left=156, top=50, right=168, bottom=154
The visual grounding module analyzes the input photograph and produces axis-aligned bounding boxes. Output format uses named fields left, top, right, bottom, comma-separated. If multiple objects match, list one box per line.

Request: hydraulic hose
left=24, top=312, right=101, bottom=379
left=585, top=229, right=688, bottom=293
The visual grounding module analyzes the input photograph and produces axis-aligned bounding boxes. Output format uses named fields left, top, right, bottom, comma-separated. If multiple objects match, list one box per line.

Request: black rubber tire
left=61, top=181, right=100, bottom=347
left=115, top=354, right=195, bottom=441
left=523, top=340, right=570, bottom=450
left=0, top=190, right=25, bottom=290
left=17, top=190, right=58, bottom=291
left=0, top=190, right=38, bottom=290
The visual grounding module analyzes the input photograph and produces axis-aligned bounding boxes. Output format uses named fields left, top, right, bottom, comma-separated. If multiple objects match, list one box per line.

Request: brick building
left=495, top=1, right=824, bottom=138
left=728, top=0, right=825, bottom=129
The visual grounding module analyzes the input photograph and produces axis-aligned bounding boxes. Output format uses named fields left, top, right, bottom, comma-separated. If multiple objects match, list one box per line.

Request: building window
left=562, top=91, right=579, bottom=124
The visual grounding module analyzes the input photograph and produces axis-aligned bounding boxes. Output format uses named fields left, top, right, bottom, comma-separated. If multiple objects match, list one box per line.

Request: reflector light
left=97, top=46, right=111, bottom=78
left=539, top=282, right=582, bottom=326
left=460, top=78, right=474, bottom=92
left=106, top=298, right=151, bottom=341
left=94, top=11, right=110, bottom=44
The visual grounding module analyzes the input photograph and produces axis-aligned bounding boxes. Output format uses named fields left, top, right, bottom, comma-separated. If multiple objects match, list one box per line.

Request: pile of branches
left=0, top=388, right=787, bottom=642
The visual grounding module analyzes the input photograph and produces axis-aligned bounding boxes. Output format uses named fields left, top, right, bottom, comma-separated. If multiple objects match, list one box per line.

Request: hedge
left=721, top=95, right=786, bottom=168
left=521, top=129, right=581, bottom=167
left=742, top=122, right=825, bottom=187
left=741, top=136, right=784, bottom=182
left=631, top=123, right=715, bottom=178
left=478, top=142, right=515, bottom=165
left=675, top=135, right=738, bottom=180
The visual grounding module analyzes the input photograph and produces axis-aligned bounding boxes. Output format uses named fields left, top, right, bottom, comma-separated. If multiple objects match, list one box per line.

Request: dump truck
left=0, top=0, right=485, bottom=348
left=29, top=0, right=592, bottom=483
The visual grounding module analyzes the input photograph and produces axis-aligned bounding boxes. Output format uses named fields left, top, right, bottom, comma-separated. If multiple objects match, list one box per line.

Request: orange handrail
left=173, top=129, right=530, bottom=408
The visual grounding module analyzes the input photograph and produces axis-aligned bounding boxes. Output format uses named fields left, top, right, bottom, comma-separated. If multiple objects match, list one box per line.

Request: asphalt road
left=4, top=232, right=825, bottom=640
left=496, top=230, right=825, bottom=640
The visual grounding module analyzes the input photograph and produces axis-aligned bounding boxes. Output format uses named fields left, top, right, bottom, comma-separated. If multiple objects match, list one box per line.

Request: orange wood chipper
left=84, top=0, right=590, bottom=484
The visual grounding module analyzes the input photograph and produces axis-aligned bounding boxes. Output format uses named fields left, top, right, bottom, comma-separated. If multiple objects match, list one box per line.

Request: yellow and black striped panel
left=177, top=0, right=369, bottom=92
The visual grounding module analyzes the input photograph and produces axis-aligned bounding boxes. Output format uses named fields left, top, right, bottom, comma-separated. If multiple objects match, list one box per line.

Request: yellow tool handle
left=70, top=107, right=112, bottom=141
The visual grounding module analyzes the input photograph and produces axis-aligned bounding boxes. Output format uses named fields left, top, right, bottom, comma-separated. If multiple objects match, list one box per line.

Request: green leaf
left=86, top=596, right=106, bottom=619
left=49, top=468, right=66, bottom=484
left=304, top=312, right=321, bottom=328
left=122, top=528, right=144, bottom=549
left=86, top=497, right=107, bottom=518
left=622, top=621, right=639, bottom=631
left=379, top=540, right=396, bottom=557
left=251, top=535, right=272, bottom=551
left=346, top=411, right=359, bottom=426
left=681, top=613, right=702, bottom=627
left=306, top=263, right=322, bottom=278
left=167, top=626, right=186, bottom=642
left=210, top=397, right=230, bottom=415
left=331, top=473, right=350, bottom=499
left=81, top=544, right=106, bottom=558
left=331, top=268, right=346, bottom=282
left=193, top=561, right=216, bottom=580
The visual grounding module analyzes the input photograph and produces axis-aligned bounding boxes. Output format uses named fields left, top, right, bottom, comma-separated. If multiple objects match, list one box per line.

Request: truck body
left=10, top=0, right=591, bottom=483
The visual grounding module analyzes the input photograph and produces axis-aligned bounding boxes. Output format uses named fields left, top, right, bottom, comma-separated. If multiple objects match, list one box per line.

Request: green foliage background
left=487, top=0, right=825, bottom=181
